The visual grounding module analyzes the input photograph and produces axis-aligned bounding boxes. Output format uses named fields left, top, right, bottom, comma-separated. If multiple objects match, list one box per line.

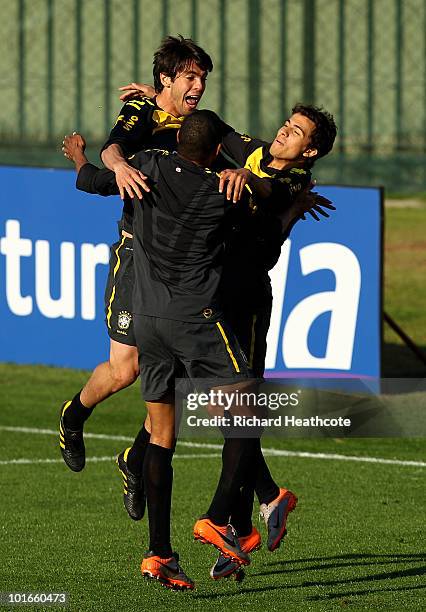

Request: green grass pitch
left=0, top=363, right=425, bottom=612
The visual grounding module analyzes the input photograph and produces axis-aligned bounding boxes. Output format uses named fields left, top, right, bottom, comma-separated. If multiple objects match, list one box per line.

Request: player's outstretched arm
left=279, top=188, right=336, bottom=232
left=62, top=133, right=88, bottom=173
left=61, top=133, right=120, bottom=197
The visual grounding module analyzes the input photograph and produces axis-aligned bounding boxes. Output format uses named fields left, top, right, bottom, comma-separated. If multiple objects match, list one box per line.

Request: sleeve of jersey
left=267, top=168, right=312, bottom=212
left=221, top=130, right=268, bottom=167
left=100, top=98, right=153, bottom=157
left=76, top=163, right=119, bottom=196
left=282, top=216, right=299, bottom=242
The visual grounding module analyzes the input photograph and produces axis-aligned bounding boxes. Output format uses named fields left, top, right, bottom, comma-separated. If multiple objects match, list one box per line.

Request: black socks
left=126, top=425, right=151, bottom=475
left=253, top=439, right=280, bottom=505
left=229, top=484, right=255, bottom=537
left=207, top=438, right=257, bottom=526
left=228, top=439, right=279, bottom=534
left=63, top=391, right=94, bottom=430
left=143, top=443, right=174, bottom=558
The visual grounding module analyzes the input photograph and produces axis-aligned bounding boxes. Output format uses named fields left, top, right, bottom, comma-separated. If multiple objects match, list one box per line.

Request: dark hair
left=153, top=35, right=213, bottom=92
left=177, top=110, right=222, bottom=164
left=292, top=103, right=337, bottom=164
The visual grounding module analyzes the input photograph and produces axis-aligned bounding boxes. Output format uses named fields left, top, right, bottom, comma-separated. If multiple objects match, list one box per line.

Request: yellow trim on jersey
left=125, top=101, right=146, bottom=111
left=152, top=110, right=184, bottom=134
left=244, top=147, right=308, bottom=180
left=124, top=97, right=155, bottom=111
left=106, top=237, right=126, bottom=329
left=244, top=147, right=272, bottom=178
left=143, top=148, right=170, bottom=156
left=216, top=322, right=240, bottom=373
left=249, top=314, right=257, bottom=368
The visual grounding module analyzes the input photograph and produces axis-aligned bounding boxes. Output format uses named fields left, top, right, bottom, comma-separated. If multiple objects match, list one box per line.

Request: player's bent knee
left=109, top=363, right=139, bottom=391
left=109, top=356, right=139, bottom=391
left=109, top=341, right=139, bottom=390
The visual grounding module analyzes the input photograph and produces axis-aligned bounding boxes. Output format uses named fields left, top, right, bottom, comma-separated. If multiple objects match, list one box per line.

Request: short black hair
left=153, top=35, right=213, bottom=92
left=292, top=104, right=337, bottom=164
left=177, top=110, right=222, bottom=164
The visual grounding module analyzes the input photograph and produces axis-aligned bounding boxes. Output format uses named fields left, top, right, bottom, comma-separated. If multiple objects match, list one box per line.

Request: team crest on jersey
left=118, top=311, right=132, bottom=330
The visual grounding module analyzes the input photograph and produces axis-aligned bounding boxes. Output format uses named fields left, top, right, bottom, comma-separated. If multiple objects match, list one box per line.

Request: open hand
left=296, top=184, right=336, bottom=221
left=62, top=132, right=86, bottom=162
left=113, top=161, right=150, bottom=200
left=219, top=168, right=251, bottom=203
left=119, top=82, right=155, bottom=102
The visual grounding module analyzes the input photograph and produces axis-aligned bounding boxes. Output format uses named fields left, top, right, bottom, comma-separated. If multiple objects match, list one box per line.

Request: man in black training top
left=109, top=97, right=337, bottom=580
left=209, top=104, right=337, bottom=578
left=63, top=110, right=332, bottom=590
left=63, top=103, right=337, bottom=584
left=59, top=35, right=213, bottom=473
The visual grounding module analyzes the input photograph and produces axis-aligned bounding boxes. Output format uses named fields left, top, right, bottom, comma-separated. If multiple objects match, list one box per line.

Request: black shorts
left=104, top=236, right=136, bottom=346
left=224, top=295, right=272, bottom=378
left=133, top=315, right=251, bottom=402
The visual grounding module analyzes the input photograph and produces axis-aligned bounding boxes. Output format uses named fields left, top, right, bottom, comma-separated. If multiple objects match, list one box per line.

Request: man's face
left=166, top=61, right=208, bottom=116
left=269, top=113, right=317, bottom=162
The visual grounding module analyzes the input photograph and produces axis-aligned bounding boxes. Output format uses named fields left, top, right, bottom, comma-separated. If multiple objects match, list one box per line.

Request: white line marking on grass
left=0, top=456, right=115, bottom=465
left=0, top=426, right=133, bottom=442
left=260, top=449, right=426, bottom=467
left=0, top=453, right=221, bottom=466
left=0, top=426, right=424, bottom=467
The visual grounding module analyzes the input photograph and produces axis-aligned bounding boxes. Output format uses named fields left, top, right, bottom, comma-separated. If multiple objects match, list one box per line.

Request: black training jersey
left=101, top=97, right=184, bottom=233
left=101, top=98, right=233, bottom=232
left=101, top=96, right=184, bottom=157
left=222, top=130, right=311, bottom=212
left=220, top=131, right=312, bottom=296
left=77, top=153, right=258, bottom=324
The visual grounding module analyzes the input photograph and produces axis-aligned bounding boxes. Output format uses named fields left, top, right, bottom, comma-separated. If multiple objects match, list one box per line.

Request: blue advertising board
left=0, top=167, right=382, bottom=377
left=265, top=185, right=383, bottom=379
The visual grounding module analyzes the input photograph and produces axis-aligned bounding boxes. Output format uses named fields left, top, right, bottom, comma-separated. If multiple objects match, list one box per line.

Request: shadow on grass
left=382, top=342, right=426, bottom=377
left=307, top=583, right=426, bottom=601
left=264, top=551, right=426, bottom=568
left=193, top=552, right=426, bottom=600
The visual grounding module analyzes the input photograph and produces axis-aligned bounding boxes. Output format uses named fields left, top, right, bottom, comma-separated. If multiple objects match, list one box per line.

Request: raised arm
left=62, top=133, right=89, bottom=173
left=62, top=133, right=119, bottom=197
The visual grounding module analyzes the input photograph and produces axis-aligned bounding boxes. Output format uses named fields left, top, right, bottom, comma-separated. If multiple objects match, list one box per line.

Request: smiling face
left=160, top=61, right=208, bottom=117
left=269, top=112, right=318, bottom=169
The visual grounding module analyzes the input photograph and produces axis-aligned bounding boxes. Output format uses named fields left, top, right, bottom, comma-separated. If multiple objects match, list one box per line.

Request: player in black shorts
left=106, top=94, right=337, bottom=578
left=64, top=110, right=292, bottom=589
left=63, top=109, right=335, bottom=588
left=59, top=36, right=213, bottom=473
left=208, top=105, right=337, bottom=578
